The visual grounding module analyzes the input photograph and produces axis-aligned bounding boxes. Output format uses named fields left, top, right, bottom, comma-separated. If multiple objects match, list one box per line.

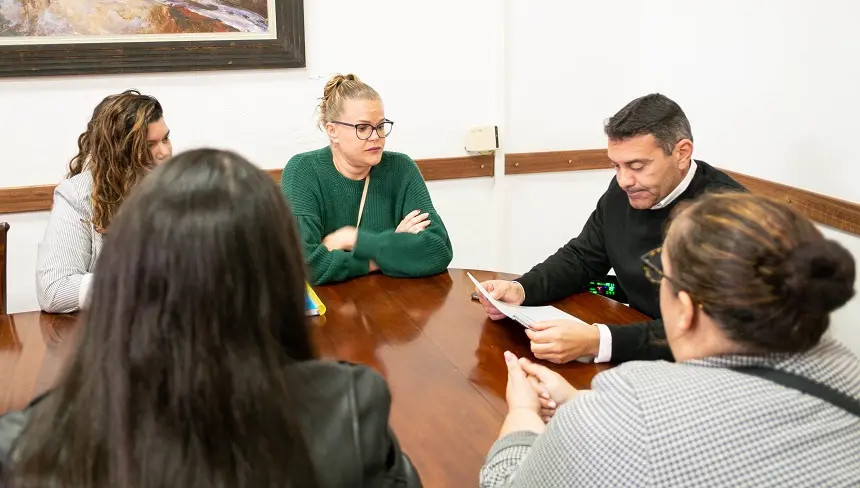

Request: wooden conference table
left=0, top=268, right=649, bottom=487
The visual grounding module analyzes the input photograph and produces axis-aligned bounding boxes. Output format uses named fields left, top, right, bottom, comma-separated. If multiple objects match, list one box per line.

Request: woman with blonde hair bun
left=281, top=73, right=453, bottom=285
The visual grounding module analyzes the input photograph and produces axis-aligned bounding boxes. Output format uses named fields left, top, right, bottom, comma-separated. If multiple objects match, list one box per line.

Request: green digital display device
left=587, top=280, right=617, bottom=296
left=585, top=276, right=628, bottom=304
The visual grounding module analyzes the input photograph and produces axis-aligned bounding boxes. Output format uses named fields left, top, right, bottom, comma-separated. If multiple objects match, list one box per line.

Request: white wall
left=2, top=0, right=858, bottom=355
left=0, top=0, right=505, bottom=313
left=503, top=0, right=860, bottom=355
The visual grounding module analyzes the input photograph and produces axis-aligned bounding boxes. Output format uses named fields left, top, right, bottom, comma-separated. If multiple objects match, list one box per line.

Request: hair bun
left=322, top=73, right=360, bottom=100
left=783, top=240, right=856, bottom=313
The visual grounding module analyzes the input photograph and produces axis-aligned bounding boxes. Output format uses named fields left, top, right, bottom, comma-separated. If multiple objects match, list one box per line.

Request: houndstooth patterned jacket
left=481, top=337, right=860, bottom=487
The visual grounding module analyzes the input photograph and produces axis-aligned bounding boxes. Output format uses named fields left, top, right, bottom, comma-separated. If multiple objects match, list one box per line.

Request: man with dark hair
left=478, top=93, right=746, bottom=364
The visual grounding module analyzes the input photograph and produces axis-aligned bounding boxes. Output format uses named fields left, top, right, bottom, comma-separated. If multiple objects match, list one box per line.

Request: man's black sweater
left=515, top=161, right=745, bottom=362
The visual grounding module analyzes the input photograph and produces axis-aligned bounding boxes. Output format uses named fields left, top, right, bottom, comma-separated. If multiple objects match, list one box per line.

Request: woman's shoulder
left=52, top=171, right=94, bottom=215
left=601, top=358, right=744, bottom=386
left=595, top=344, right=860, bottom=408
left=281, top=148, right=333, bottom=193
left=587, top=360, right=727, bottom=404
left=379, top=150, right=422, bottom=178
left=0, top=392, right=50, bottom=464
left=57, top=171, right=93, bottom=196
left=0, top=408, right=28, bottom=464
left=290, top=360, right=390, bottom=405
left=381, top=150, right=417, bottom=167
left=285, top=147, right=330, bottom=173
left=293, top=359, right=386, bottom=385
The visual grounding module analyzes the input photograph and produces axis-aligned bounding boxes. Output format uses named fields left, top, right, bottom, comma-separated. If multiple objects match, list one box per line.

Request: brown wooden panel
left=0, top=185, right=56, bottom=214
left=267, top=154, right=494, bottom=183
left=414, top=154, right=495, bottom=181
left=505, top=149, right=611, bottom=175
left=0, top=268, right=647, bottom=488
left=266, top=156, right=495, bottom=184
left=0, top=155, right=495, bottom=215
left=723, top=170, right=860, bottom=236
left=0, top=222, right=8, bottom=315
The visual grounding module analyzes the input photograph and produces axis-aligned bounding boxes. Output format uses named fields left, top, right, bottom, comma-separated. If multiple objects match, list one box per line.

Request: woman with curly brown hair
left=35, top=89, right=172, bottom=313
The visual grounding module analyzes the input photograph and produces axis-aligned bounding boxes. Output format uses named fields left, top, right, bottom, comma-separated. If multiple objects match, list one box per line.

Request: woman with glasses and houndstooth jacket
left=481, top=192, right=859, bottom=488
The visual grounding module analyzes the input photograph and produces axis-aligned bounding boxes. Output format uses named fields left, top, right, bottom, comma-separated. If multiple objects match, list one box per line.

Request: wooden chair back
left=0, top=222, right=9, bottom=315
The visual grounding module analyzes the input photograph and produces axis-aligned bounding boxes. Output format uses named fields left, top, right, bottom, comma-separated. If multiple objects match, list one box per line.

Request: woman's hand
left=504, top=351, right=541, bottom=414
left=519, top=356, right=578, bottom=422
left=500, top=351, right=546, bottom=437
left=396, top=210, right=431, bottom=234
left=322, top=226, right=358, bottom=251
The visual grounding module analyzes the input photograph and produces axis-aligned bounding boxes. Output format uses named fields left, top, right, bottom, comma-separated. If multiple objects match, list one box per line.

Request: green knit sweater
left=281, top=146, right=453, bottom=285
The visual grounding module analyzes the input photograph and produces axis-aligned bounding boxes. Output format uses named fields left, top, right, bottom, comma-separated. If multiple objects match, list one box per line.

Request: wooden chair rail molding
left=504, top=149, right=860, bottom=237
left=3, top=148, right=858, bottom=237
left=0, top=154, right=494, bottom=214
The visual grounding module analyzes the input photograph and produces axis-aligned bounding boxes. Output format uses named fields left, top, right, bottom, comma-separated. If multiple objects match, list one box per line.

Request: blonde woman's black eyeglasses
left=330, top=119, right=394, bottom=140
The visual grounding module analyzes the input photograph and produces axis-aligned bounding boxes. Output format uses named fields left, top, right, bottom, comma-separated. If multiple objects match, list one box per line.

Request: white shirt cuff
left=512, top=280, right=525, bottom=302
left=79, top=273, right=94, bottom=310
left=594, top=323, right=612, bottom=363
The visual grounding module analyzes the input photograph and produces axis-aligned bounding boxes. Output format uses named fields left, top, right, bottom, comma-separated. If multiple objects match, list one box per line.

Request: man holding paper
left=478, top=93, right=744, bottom=364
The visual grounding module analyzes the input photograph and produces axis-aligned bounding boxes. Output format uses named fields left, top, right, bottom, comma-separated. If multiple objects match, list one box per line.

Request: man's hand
left=526, top=320, right=600, bottom=364
left=322, top=226, right=358, bottom=251
left=396, top=210, right=431, bottom=234
left=476, top=280, right=526, bottom=320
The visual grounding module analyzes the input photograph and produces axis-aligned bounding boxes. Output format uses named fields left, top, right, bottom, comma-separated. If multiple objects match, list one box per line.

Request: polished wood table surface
left=0, top=268, right=649, bottom=487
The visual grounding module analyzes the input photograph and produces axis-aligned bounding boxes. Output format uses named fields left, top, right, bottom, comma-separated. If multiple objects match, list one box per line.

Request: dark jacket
left=0, top=360, right=421, bottom=488
left=515, top=161, right=746, bottom=362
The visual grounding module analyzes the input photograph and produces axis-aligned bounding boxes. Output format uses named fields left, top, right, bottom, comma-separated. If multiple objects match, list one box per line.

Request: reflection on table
left=0, top=268, right=649, bottom=487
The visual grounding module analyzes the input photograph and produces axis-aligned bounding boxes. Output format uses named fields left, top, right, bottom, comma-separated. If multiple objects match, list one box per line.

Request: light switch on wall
left=465, top=125, right=499, bottom=152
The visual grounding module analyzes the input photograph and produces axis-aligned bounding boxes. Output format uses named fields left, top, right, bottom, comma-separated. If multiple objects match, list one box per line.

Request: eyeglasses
left=641, top=247, right=705, bottom=310
left=330, top=119, right=394, bottom=140
left=641, top=247, right=669, bottom=285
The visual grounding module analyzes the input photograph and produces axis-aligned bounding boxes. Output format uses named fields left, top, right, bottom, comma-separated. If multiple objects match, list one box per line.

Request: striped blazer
left=35, top=171, right=102, bottom=313
left=481, top=337, right=860, bottom=487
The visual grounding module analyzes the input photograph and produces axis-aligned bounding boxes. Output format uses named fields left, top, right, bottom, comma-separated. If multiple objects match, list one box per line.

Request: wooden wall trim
left=0, top=154, right=494, bottom=215
left=4, top=147, right=856, bottom=238
left=722, top=170, right=860, bottom=236
left=506, top=149, right=611, bottom=175
left=504, top=150, right=860, bottom=237
left=0, top=186, right=57, bottom=215
left=412, top=154, right=494, bottom=181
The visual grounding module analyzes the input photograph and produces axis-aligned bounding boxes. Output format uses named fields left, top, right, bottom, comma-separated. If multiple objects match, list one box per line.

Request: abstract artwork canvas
left=1, top=0, right=270, bottom=37
left=0, top=0, right=304, bottom=77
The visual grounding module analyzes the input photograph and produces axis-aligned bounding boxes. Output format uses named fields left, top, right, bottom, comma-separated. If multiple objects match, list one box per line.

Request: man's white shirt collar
left=651, top=159, right=698, bottom=210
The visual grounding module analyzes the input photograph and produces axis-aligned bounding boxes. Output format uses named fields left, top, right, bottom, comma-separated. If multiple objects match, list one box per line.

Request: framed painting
left=0, top=0, right=304, bottom=77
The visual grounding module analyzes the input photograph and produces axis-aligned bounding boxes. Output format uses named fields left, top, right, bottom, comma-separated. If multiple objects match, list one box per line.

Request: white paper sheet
left=467, top=272, right=588, bottom=329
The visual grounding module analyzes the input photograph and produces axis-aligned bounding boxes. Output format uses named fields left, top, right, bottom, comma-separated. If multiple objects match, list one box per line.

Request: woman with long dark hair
left=3, top=149, right=420, bottom=488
